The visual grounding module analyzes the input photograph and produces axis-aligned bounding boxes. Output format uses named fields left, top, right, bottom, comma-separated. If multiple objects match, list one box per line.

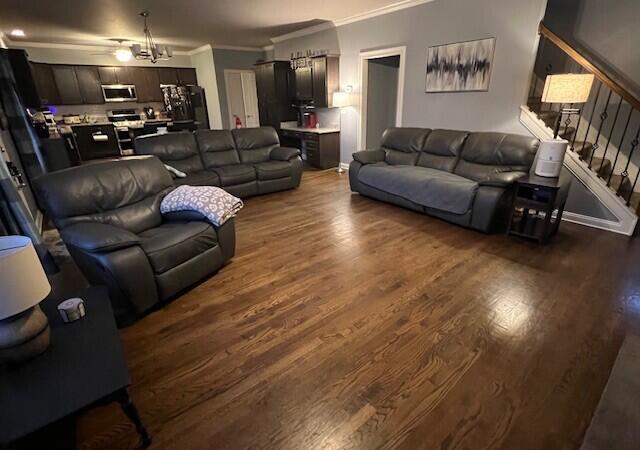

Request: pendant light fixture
left=129, top=11, right=173, bottom=64
left=114, top=40, right=132, bottom=62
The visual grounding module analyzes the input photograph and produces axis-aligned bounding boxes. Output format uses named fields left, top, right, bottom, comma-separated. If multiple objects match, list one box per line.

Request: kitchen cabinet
left=30, top=63, right=60, bottom=106
left=278, top=129, right=340, bottom=169
left=177, top=68, right=197, bottom=85
left=254, top=61, right=296, bottom=130
left=312, top=55, right=339, bottom=107
left=75, top=66, right=104, bottom=104
left=158, top=67, right=180, bottom=85
left=51, top=65, right=83, bottom=105
left=129, top=67, right=162, bottom=103
left=98, top=66, right=132, bottom=85
left=72, top=124, right=121, bottom=161
left=294, top=67, right=313, bottom=100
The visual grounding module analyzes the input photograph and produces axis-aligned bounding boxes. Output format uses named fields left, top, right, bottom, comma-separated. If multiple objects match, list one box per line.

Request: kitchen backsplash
left=49, top=101, right=164, bottom=122
left=314, top=107, right=340, bottom=129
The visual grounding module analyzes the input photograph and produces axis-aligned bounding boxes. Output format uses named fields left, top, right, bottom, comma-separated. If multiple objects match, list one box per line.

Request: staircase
left=520, top=23, right=640, bottom=235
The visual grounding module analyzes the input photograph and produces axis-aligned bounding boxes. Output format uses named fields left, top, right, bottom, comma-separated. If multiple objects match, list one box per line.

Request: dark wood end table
left=507, top=172, right=572, bottom=244
left=0, top=286, right=150, bottom=449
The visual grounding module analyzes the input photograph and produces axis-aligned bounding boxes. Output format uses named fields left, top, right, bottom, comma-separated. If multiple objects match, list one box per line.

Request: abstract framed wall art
left=425, top=37, right=496, bottom=92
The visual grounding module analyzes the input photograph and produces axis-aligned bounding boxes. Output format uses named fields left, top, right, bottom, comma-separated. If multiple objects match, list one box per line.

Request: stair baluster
left=607, top=108, right=634, bottom=186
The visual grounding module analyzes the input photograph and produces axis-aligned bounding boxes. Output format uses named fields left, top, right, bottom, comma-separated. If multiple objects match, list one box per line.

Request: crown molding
left=4, top=37, right=191, bottom=55
left=270, top=0, right=434, bottom=44
left=263, top=44, right=274, bottom=51
left=0, top=32, right=7, bottom=49
left=211, top=44, right=265, bottom=52
left=187, top=44, right=212, bottom=56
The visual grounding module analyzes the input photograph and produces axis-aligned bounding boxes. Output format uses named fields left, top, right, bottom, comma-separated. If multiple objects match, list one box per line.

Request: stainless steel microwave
left=102, top=84, right=137, bottom=102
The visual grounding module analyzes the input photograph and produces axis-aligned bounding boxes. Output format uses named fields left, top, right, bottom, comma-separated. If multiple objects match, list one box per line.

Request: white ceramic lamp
left=0, top=236, right=52, bottom=364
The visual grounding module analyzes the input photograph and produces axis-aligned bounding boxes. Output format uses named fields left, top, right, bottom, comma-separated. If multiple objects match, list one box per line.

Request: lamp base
left=0, top=305, right=50, bottom=365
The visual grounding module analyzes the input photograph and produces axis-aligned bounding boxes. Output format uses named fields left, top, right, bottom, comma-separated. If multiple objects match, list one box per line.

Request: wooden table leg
left=115, top=389, right=151, bottom=448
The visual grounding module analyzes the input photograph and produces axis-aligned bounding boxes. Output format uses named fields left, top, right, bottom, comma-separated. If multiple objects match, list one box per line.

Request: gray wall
left=544, top=0, right=639, bottom=99
left=213, top=48, right=265, bottom=129
left=366, top=56, right=399, bottom=148
left=274, top=0, right=548, bottom=163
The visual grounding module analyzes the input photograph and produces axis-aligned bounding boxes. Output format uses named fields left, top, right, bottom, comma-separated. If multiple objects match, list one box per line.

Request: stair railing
left=528, top=22, right=640, bottom=210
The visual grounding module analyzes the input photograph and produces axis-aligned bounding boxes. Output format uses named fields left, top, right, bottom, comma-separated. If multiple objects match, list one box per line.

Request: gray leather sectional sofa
left=35, top=157, right=236, bottom=326
left=135, top=127, right=303, bottom=198
left=349, top=128, right=540, bottom=232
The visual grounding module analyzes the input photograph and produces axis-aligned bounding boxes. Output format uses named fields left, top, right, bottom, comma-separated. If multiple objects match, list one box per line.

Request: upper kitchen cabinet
left=75, top=66, right=104, bottom=104
left=177, top=68, right=197, bottom=85
left=51, top=65, right=83, bottom=105
left=294, top=67, right=313, bottom=101
left=254, top=61, right=296, bottom=130
left=157, top=67, right=179, bottom=85
left=98, top=66, right=132, bottom=85
left=311, top=55, right=339, bottom=107
left=130, top=67, right=163, bottom=102
left=30, top=63, right=60, bottom=106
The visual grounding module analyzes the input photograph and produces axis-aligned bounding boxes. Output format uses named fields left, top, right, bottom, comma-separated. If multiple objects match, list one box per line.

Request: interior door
left=240, top=72, right=260, bottom=128
left=225, top=71, right=246, bottom=128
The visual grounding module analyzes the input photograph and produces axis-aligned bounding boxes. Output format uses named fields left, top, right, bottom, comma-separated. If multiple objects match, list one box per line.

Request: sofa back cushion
left=34, top=156, right=173, bottom=233
left=195, top=130, right=240, bottom=168
left=135, top=131, right=205, bottom=174
left=232, top=127, right=279, bottom=163
left=380, top=128, right=431, bottom=166
left=454, top=132, right=540, bottom=181
left=416, top=129, right=469, bottom=172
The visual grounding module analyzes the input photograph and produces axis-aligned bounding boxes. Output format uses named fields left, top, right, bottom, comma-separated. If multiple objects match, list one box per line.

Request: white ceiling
left=0, top=0, right=411, bottom=50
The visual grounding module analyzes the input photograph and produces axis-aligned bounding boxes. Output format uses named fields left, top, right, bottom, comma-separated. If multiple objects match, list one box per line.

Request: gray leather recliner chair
left=34, top=157, right=236, bottom=326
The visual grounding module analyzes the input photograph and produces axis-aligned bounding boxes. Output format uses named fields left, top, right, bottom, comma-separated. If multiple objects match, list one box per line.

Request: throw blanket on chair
left=161, top=185, right=243, bottom=226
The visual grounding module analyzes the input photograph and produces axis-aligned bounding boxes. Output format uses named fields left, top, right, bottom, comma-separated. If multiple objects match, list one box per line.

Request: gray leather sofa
left=134, top=127, right=303, bottom=198
left=34, top=157, right=236, bottom=326
left=349, top=128, right=540, bottom=232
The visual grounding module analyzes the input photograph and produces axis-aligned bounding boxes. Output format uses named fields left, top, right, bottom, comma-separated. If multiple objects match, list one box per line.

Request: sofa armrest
left=270, top=146, right=301, bottom=161
left=479, top=171, right=528, bottom=188
left=352, top=149, right=386, bottom=165
left=61, top=223, right=140, bottom=253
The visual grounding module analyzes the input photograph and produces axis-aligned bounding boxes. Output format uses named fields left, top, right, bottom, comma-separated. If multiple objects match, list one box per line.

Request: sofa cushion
left=454, top=132, right=539, bottom=182
left=416, top=129, right=469, bottom=172
left=135, top=132, right=205, bottom=174
left=139, top=221, right=217, bottom=274
left=232, top=127, right=280, bottom=163
left=254, top=161, right=292, bottom=181
left=210, top=164, right=256, bottom=186
left=357, top=163, right=478, bottom=215
left=195, top=130, right=241, bottom=168
left=380, top=128, right=431, bottom=166
left=173, top=171, right=221, bottom=186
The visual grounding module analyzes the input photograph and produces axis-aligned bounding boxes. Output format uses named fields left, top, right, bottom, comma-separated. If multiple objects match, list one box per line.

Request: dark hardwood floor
left=74, top=170, right=640, bottom=450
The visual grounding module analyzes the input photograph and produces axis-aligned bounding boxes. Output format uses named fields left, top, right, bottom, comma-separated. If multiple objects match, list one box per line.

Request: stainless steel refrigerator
left=161, top=85, right=209, bottom=129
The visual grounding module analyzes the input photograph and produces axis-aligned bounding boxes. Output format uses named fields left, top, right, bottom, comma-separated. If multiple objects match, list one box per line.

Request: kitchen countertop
left=280, top=122, right=340, bottom=134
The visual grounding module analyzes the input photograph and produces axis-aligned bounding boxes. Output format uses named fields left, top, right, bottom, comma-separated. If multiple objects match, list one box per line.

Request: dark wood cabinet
left=98, top=66, right=118, bottom=84
left=177, top=68, right=197, bottom=85
left=279, top=129, right=340, bottom=169
left=75, top=66, right=104, bottom=104
left=254, top=61, right=296, bottom=130
left=294, top=67, right=313, bottom=100
left=312, top=56, right=339, bottom=107
left=129, top=67, right=162, bottom=102
left=113, top=66, right=132, bottom=84
left=51, top=65, right=83, bottom=105
left=158, top=67, right=180, bottom=85
left=30, top=63, right=60, bottom=106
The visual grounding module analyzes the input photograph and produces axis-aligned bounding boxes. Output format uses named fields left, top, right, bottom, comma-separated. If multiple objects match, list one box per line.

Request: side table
left=0, top=286, right=150, bottom=449
left=507, top=172, right=572, bottom=244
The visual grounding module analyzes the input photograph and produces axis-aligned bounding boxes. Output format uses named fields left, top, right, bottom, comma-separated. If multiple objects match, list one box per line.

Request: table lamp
left=0, top=236, right=52, bottom=364
left=541, top=73, right=594, bottom=138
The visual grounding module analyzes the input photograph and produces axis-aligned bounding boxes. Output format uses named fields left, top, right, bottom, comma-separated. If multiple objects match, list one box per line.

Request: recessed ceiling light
left=10, top=29, right=25, bottom=37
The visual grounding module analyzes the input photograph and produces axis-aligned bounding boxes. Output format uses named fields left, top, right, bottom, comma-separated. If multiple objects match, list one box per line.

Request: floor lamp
left=332, top=89, right=352, bottom=173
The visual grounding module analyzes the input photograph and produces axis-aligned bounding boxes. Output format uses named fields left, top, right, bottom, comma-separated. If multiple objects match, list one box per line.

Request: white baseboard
left=556, top=211, right=632, bottom=235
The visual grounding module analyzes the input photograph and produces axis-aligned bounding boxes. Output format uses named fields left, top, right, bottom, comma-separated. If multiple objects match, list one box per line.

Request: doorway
left=224, top=70, right=259, bottom=128
left=358, top=47, right=406, bottom=150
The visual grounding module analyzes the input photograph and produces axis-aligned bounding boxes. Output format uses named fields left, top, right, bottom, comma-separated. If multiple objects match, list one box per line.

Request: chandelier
left=130, top=11, right=173, bottom=63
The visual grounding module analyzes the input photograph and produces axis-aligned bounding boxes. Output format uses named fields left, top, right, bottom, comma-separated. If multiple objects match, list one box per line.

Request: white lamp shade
left=541, top=73, right=595, bottom=104
left=332, top=91, right=351, bottom=108
left=0, top=236, right=51, bottom=319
